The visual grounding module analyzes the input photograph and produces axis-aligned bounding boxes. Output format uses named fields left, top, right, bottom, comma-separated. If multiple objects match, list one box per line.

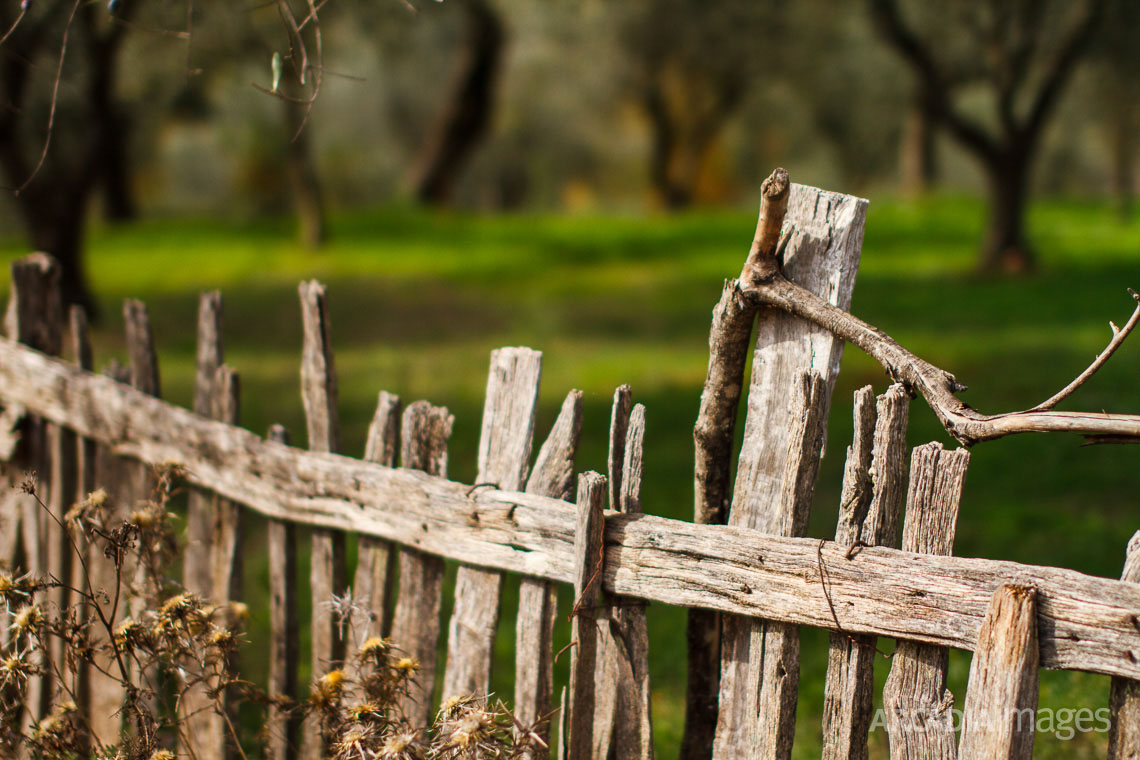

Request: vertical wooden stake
left=347, top=392, right=401, bottom=664
left=568, top=472, right=606, bottom=760
left=883, top=442, right=970, bottom=760
left=515, top=389, right=583, bottom=758
left=388, top=401, right=453, bottom=725
left=298, top=281, right=346, bottom=760
left=266, top=425, right=299, bottom=760
left=957, top=585, right=1039, bottom=760
left=442, top=347, right=542, bottom=701
left=1107, top=530, right=1140, bottom=759
left=712, top=181, right=867, bottom=760
left=820, top=386, right=876, bottom=760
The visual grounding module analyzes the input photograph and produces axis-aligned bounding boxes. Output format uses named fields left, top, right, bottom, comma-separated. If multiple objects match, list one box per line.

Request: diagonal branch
left=1030, top=288, right=1140, bottom=412
left=736, top=179, right=1140, bottom=446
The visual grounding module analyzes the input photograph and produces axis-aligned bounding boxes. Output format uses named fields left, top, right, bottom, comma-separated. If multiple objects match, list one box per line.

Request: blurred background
left=1, top=1, right=1139, bottom=757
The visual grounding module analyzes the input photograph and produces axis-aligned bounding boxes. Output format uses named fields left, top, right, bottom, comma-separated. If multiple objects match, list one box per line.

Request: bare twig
left=742, top=249, right=1140, bottom=446
left=16, top=0, right=82, bottom=194
left=1029, top=288, right=1140, bottom=411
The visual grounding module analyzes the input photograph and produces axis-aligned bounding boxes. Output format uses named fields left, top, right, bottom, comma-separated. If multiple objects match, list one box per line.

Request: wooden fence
left=2, top=182, right=1140, bottom=760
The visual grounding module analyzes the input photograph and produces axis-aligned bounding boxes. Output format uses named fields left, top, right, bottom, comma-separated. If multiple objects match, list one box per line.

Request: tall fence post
left=442, top=347, right=542, bottom=701
left=711, top=181, right=868, bottom=760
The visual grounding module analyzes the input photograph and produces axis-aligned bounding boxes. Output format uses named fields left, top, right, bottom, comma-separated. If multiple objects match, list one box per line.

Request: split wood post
left=821, top=383, right=910, bottom=760
left=567, top=471, right=607, bottom=760
left=3, top=254, right=64, bottom=738
left=883, top=442, right=971, bottom=760
left=181, top=292, right=240, bottom=760
left=711, top=179, right=868, bottom=760
left=388, top=401, right=453, bottom=725
left=266, top=424, right=300, bottom=760
left=298, top=281, right=347, bottom=760
left=957, top=584, right=1039, bottom=760
left=442, top=347, right=542, bottom=701
left=205, top=366, right=243, bottom=758
left=88, top=359, right=132, bottom=748
left=593, top=392, right=653, bottom=759
left=515, top=389, right=584, bottom=758
left=1108, top=530, right=1140, bottom=759
left=122, top=300, right=165, bottom=738
left=68, top=305, right=96, bottom=744
left=184, top=291, right=223, bottom=601
left=346, top=392, right=401, bottom=667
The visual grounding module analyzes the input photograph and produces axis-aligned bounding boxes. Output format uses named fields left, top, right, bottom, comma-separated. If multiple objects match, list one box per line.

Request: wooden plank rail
left=5, top=339, right=1140, bottom=682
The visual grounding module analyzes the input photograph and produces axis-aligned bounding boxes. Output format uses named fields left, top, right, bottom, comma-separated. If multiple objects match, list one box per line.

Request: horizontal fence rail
left=3, top=337, right=1140, bottom=681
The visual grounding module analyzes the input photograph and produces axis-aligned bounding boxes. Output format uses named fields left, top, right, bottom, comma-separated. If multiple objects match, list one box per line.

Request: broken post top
left=742, top=167, right=791, bottom=285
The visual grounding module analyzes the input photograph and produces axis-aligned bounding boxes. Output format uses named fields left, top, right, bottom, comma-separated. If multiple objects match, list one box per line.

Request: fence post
left=266, top=424, right=300, bottom=760
left=957, top=584, right=1039, bottom=760
left=2, top=254, right=65, bottom=750
left=710, top=182, right=868, bottom=760
left=346, top=391, right=402, bottom=653
left=821, top=383, right=909, bottom=760
left=442, top=347, right=542, bottom=701
left=185, top=291, right=223, bottom=601
left=568, top=471, right=607, bottom=760
left=1108, top=530, right=1140, bottom=758
left=298, top=280, right=347, bottom=760
left=593, top=392, right=654, bottom=759
left=883, top=442, right=970, bottom=760
left=388, top=400, right=452, bottom=726
left=516, top=389, right=584, bottom=758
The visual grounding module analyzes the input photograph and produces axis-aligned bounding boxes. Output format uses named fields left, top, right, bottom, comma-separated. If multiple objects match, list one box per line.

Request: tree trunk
left=100, top=107, right=137, bottom=222
left=980, top=152, right=1035, bottom=274
left=284, top=99, right=326, bottom=249
left=413, top=0, right=504, bottom=206
left=20, top=190, right=97, bottom=317
left=900, top=96, right=938, bottom=196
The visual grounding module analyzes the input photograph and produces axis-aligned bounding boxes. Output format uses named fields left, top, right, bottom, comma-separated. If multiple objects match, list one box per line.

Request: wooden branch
left=1030, top=288, right=1140, bottom=411
left=8, top=341, right=1140, bottom=680
left=746, top=272, right=1140, bottom=445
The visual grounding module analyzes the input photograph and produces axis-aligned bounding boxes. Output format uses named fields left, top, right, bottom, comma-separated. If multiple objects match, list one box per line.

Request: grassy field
left=2, top=195, right=1138, bottom=757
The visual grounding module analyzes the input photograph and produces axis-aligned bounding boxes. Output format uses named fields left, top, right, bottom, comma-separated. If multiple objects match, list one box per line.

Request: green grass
left=3, top=195, right=1139, bottom=757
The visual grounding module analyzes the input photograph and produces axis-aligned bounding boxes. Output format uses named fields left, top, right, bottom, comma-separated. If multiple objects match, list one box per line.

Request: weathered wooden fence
left=2, top=182, right=1140, bottom=760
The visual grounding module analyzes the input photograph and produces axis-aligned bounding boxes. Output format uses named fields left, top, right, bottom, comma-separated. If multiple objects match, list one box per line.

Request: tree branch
left=742, top=236, right=1140, bottom=446
left=1024, top=0, right=1106, bottom=139
left=1030, top=288, right=1140, bottom=412
left=867, top=0, right=1001, bottom=164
